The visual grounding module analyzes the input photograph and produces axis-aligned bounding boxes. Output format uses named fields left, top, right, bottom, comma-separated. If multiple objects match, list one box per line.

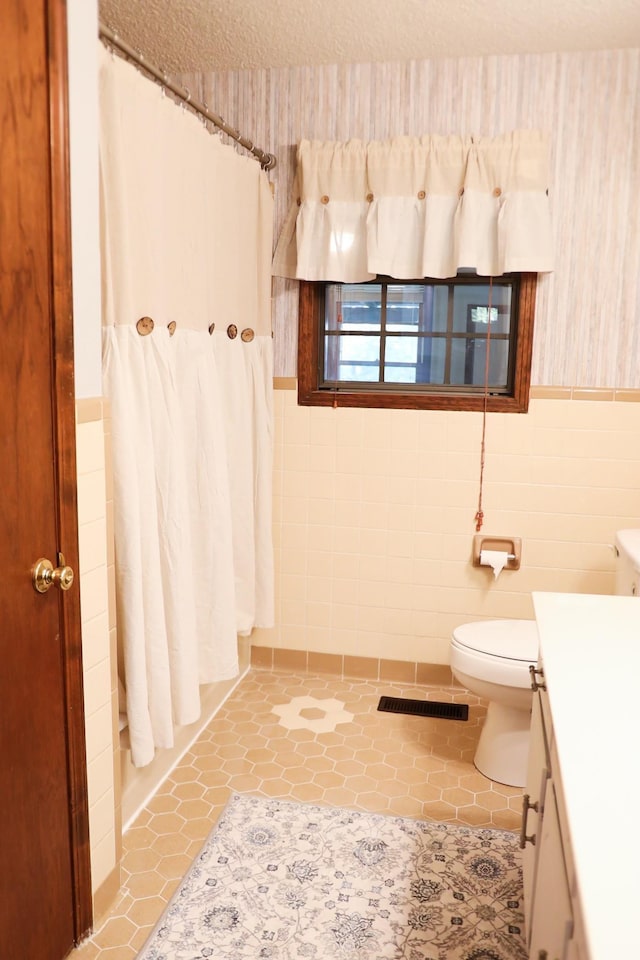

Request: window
left=298, top=273, right=536, bottom=412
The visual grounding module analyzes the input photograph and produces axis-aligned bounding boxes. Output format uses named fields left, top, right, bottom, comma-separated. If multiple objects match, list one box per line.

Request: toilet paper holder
left=472, top=535, right=521, bottom=571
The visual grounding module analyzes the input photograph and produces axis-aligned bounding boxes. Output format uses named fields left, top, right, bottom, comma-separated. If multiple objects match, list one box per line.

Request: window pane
left=449, top=338, right=510, bottom=386
left=430, top=286, right=449, bottom=333
left=384, top=335, right=418, bottom=382
left=385, top=285, right=450, bottom=333
left=385, top=366, right=418, bottom=383
left=336, top=363, right=380, bottom=382
left=452, top=284, right=512, bottom=334
left=386, top=285, right=423, bottom=331
left=423, top=338, right=447, bottom=384
left=325, top=284, right=382, bottom=332
left=384, top=336, right=446, bottom=384
left=325, top=334, right=380, bottom=381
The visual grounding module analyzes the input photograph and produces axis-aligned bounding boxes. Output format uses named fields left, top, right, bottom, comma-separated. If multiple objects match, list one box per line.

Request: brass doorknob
left=32, top=554, right=75, bottom=593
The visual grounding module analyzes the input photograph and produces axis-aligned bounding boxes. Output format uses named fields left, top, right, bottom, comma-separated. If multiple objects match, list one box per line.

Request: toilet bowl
left=450, top=619, right=539, bottom=787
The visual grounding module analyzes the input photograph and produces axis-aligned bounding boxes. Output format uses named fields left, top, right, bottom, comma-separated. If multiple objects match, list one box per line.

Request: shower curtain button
left=167, top=321, right=177, bottom=336
left=227, top=324, right=238, bottom=339
left=136, top=316, right=154, bottom=335
left=208, top=323, right=216, bottom=335
left=241, top=328, right=254, bottom=342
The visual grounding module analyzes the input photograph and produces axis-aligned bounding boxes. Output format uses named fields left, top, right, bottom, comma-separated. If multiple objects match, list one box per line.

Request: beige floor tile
left=97, top=948, right=136, bottom=960
left=69, top=668, right=522, bottom=958
left=126, top=896, right=167, bottom=927
left=125, top=870, right=167, bottom=900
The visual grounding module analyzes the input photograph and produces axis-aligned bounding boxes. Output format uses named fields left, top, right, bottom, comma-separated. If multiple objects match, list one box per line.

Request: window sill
left=297, top=385, right=530, bottom=413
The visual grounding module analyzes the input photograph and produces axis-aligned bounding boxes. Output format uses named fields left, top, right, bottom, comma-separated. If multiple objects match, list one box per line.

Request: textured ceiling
left=99, top=0, right=640, bottom=73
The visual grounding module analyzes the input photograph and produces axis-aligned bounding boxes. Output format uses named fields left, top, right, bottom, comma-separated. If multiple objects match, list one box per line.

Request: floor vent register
left=377, top=696, right=469, bottom=721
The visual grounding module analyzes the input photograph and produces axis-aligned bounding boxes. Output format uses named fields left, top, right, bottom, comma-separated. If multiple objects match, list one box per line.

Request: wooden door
left=0, top=0, right=92, bottom=956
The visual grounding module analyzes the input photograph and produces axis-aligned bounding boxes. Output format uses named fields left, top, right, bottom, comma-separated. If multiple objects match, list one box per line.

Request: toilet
left=450, top=619, right=538, bottom=787
left=451, top=528, right=640, bottom=788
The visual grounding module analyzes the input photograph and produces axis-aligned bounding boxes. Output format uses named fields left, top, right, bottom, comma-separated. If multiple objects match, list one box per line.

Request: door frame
left=48, top=0, right=93, bottom=940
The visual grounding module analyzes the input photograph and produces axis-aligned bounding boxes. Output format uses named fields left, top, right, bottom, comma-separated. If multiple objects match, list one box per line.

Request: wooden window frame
left=298, top=273, right=537, bottom=413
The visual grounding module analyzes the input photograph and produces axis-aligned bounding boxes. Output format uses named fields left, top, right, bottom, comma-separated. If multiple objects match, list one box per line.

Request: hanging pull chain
left=474, top=277, right=493, bottom=532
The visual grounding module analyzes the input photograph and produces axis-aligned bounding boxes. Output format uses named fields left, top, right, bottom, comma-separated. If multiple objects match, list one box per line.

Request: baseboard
left=250, top=645, right=453, bottom=687
left=91, top=862, right=121, bottom=929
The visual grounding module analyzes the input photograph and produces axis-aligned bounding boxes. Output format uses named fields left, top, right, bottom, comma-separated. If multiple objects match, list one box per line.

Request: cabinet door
left=528, top=782, right=573, bottom=960
left=523, top=690, right=550, bottom=935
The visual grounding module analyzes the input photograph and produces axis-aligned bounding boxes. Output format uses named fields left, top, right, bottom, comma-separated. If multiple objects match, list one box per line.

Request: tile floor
left=70, top=668, right=523, bottom=960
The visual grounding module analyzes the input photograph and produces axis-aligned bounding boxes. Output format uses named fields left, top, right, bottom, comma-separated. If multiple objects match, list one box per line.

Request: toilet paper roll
left=480, top=549, right=510, bottom=579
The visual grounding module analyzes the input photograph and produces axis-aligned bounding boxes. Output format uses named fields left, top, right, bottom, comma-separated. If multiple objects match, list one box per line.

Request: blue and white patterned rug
left=137, top=794, right=527, bottom=960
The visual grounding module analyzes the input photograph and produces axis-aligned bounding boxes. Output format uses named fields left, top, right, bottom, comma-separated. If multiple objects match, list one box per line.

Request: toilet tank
left=615, top=529, right=640, bottom=596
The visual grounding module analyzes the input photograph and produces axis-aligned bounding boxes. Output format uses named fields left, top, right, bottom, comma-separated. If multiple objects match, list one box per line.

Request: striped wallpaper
left=183, top=48, right=640, bottom=385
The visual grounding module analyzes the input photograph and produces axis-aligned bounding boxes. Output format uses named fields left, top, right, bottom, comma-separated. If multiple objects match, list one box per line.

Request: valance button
left=208, top=322, right=215, bottom=335
left=296, top=197, right=301, bottom=206
left=167, top=321, right=177, bottom=336
left=366, top=192, right=374, bottom=203
left=493, top=187, right=502, bottom=197
left=417, top=190, right=426, bottom=200
left=458, top=187, right=465, bottom=197
left=227, top=324, right=238, bottom=339
left=241, top=328, right=255, bottom=342
left=320, top=195, right=330, bottom=204
left=136, top=316, right=154, bottom=336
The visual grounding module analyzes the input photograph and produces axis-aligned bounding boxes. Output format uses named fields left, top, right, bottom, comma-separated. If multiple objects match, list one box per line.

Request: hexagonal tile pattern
left=69, top=668, right=522, bottom=958
left=271, top=695, right=354, bottom=733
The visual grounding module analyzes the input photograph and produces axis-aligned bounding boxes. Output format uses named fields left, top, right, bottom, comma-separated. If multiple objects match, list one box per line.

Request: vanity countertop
left=532, top=591, right=640, bottom=960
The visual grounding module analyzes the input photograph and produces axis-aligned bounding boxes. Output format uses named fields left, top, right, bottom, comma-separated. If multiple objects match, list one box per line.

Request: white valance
left=273, top=131, right=553, bottom=281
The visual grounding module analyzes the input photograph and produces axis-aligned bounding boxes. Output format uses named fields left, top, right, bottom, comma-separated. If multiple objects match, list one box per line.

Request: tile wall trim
left=250, top=645, right=454, bottom=687
left=273, top=377, right=297, bottom=391
left=273, top=381, right=640, bottom=401
left=91, top=863, right=121, bottom=928
left=530, top=387, right=640, bottom=401
left=75, top=396, right=108, bottom=423
left=569, top=388, right=615, bottom=401
left=528, top=386, right=572, bottom=400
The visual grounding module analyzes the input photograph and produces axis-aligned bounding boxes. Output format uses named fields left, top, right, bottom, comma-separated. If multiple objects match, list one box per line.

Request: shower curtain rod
left=99, top=23, right=277, bottom=171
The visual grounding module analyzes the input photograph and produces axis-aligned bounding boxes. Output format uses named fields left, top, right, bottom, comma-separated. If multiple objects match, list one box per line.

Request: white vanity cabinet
left=529, top=592, right=640, bottom=960
left=522, top=665, right=584, bottom=960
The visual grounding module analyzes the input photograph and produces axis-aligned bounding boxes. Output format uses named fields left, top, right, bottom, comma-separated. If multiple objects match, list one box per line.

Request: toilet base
left=473, top=700, right=532, bottom=787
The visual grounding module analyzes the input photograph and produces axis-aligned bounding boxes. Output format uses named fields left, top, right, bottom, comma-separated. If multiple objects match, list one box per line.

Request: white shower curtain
left=98, top=47, right=274, bottom=767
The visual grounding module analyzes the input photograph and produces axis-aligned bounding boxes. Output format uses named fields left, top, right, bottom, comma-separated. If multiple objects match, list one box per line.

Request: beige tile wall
left=251, top=386, right=640, bottom=664
left=76, top=399, right=119, bottom=908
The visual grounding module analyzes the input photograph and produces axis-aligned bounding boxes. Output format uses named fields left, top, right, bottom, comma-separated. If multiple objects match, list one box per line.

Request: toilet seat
left=451, top=619, right=539, bottom=689
left=452, top=619, right=539, bottom=661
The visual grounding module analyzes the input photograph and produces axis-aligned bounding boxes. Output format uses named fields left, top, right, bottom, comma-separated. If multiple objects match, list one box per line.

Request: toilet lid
left=452, top=619, right=539, bottom=661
